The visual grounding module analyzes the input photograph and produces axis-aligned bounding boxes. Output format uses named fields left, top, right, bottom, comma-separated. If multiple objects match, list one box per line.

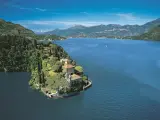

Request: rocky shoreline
left=41, top=80, right=92, bottom=99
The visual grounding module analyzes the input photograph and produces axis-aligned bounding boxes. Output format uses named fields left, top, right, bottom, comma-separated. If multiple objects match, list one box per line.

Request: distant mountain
left=127, top=25, right=160, bottom=41
left=44, top=18, right=160, bottom=38
left=69, top=25, right=87, bottom=30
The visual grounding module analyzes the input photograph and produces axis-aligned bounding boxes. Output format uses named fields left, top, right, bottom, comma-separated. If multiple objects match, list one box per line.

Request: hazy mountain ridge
left=44, top=18, right=160, bottom=38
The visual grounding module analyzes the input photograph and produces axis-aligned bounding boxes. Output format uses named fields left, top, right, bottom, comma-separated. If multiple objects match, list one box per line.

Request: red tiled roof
left=71, top=74, right=82, bottom=80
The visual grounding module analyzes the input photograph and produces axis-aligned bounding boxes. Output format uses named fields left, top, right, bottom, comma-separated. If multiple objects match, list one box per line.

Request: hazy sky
left=0, top=0, right=159, bottom=32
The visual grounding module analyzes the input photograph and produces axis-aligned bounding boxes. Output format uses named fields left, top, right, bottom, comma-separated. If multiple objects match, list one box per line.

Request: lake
left=1, top=38, right=160, bottom=120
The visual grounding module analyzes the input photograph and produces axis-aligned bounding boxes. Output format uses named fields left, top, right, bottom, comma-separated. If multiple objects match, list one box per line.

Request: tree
left=52, top=65, right=62, bottom=72
left=71, top=60, right=76, bottom=66
left=75, top=66, right=83, bottom=73
left=82, top=75, right=87, bottom=81
left=55, top=61, right=62, bottom=66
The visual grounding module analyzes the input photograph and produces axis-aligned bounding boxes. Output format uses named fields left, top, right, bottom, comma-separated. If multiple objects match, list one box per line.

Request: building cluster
left=61, top=59, right=82, bottom=86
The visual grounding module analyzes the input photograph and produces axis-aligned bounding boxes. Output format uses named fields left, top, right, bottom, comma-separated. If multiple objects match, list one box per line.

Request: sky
left=0, top=0, right=160, bottom=32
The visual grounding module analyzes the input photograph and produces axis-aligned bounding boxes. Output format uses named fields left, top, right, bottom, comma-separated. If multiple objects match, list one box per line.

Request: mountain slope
left=0, top=19, right=66, bottom=40
left=0, top=19, right=35, bottom=37
left=130, top=25, right=160, bottom=41
left=143, top=18, right=160, bottom=31
left=44, top=18, right=160, bottom=38
left=0, top=19, right=67, bottom=72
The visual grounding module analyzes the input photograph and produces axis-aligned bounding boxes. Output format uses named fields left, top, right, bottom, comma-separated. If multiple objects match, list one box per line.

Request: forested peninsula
left=0, top=19, right=91, bottom=98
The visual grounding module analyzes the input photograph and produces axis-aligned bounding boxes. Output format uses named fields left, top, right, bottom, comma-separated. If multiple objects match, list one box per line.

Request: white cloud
left=17, top=20, right=115, bottom=26
left=12, top=5, right=47, bottom=12
left=115, top=13, right=153, bottom=25
left=116, top=13, right=136, bottom=21
left=14, top=13, right=156, bottom=32
left=35, top=8, right=47, bottom=12
left=15, top=20, right=113, bottom=32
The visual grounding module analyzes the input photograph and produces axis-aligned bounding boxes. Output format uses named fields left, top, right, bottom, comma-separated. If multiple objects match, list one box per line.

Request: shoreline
left=28, top=42, right=92, bottom=99
left=40, top=80, right=92, bottom=99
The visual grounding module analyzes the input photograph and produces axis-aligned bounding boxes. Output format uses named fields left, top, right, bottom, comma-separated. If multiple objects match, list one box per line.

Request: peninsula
left=29, top=41, right=92, bottom=98
left=0, top=19, right=92, bottom=98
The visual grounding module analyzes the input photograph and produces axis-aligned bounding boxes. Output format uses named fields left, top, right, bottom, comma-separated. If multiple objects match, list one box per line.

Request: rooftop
left=71, top=74, right=82, bottom=81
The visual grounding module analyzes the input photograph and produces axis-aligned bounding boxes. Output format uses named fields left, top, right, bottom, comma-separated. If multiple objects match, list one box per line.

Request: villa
left=61, top=59, right=82, bottom=85
left=63, top=64, right=75, bottom=74
left=62, top=59, right=75, bottom=74
left=70, top=74, right=82, bottom=83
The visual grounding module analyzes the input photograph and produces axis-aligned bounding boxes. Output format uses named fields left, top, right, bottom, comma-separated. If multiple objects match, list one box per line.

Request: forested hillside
left=0, top=35, right=37, bottom=72
left=133, top=25, right=160, bottom=41
left=0, top=19, right=35, bottom=37
left=34, top=34, right=66, bottom=40
left=0, top=35, right=68, bottom=72
left=0, top=19, right=66, bottom=40
left=125, top=25, right=160, bottom=41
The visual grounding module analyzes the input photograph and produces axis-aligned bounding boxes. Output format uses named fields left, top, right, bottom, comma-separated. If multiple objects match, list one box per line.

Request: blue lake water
left=1, top=38, right=160, bottom=120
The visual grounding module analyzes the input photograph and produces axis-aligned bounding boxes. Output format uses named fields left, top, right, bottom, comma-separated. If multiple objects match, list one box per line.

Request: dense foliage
left=0, top=18, right=67, bottom=72
left=33, top=34, right=66, bottom=40
left=0, top=35, right=37, bottom=72
left=0, top=35, right=68, bottom=72
left=29, top=42, right=71, bottom=89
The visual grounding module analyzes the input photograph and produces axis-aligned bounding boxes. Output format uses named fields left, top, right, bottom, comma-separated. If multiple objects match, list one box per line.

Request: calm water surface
left=1, top=38, right=160, bottom=120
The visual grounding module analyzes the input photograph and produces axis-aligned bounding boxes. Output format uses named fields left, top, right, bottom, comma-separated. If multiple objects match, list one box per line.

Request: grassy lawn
left=45, top=72, right=69, bottom=90
left=48, top=71, right=57, bottom=76
left=41, top=58, right=69, bottom=90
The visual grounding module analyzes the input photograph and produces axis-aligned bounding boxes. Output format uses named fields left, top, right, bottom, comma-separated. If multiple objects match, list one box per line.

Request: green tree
left=52, top=65, right=62, bottom=72
left=75, top=66, right=83, bottom=73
